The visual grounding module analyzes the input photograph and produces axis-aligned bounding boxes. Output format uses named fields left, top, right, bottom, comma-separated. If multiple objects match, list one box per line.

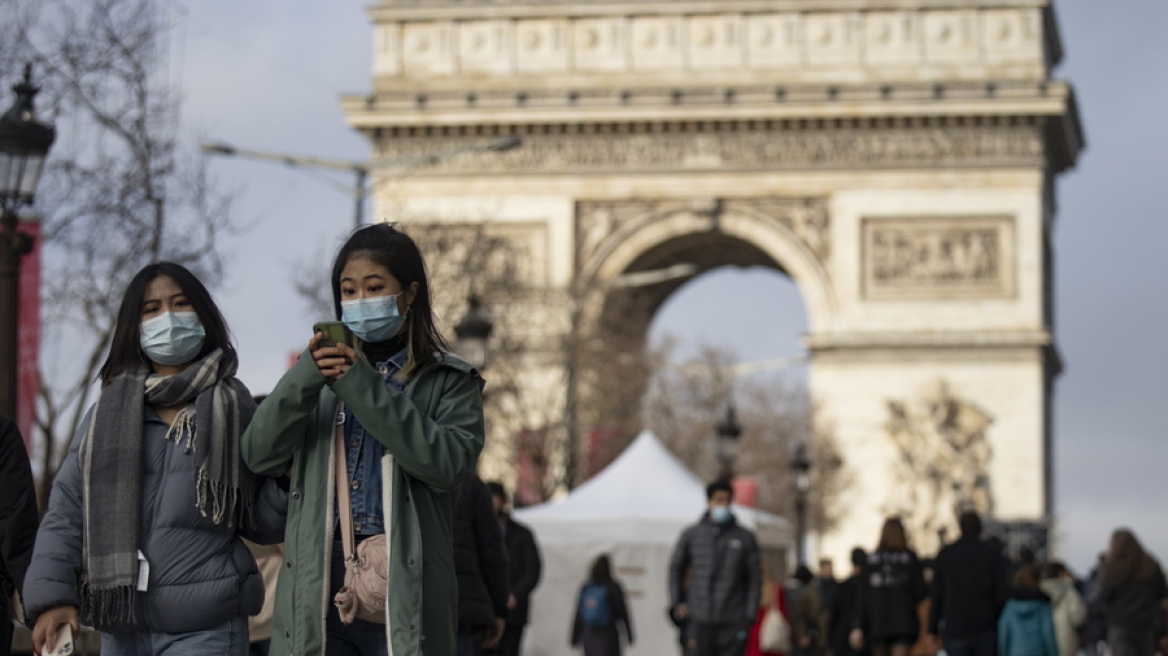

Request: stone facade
left=346, top=0, right=1081, bottom=565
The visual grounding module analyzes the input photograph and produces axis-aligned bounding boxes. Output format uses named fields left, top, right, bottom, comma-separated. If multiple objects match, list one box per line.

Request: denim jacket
left=341, top=348, right=408, bottom=536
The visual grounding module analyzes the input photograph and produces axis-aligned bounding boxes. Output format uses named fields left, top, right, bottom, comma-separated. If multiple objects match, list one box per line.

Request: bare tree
left=642, top=340, right=850, bottom=533
left=1, top=0, right=236, bottom=507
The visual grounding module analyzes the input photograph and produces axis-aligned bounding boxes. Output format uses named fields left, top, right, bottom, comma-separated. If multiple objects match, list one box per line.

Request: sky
left=170, top=1, right=1168, bottom=575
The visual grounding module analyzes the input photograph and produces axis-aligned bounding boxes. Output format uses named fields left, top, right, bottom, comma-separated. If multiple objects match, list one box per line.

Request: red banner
left=732, top=476, right=758, bottom=508
left=17, top=220, right=40, bottom=451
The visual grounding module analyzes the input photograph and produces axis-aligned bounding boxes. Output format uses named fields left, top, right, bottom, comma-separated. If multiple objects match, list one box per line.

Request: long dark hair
left=590, top=554, right=613, bottom=585
left=877, top=517, right=910, bottom=552
left=331, top=223, right=449, bottom=378
left=1102, top=528, right=1160, bottom=585
left=98, top=262, right=233, bottom=385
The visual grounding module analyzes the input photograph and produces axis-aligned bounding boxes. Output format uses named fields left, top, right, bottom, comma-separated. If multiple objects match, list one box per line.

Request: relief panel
left=982, top=9, right=1042, bottom=65
left=923, top=10, right=981, bottom=64
left=862, top=216, right=1015, bottom=299
left=745, top=14, right=803, bottom=68
left=373, top=23, right=402, bottom=76
left=515, top=20, right=571, bottom=73
left=573, top=18, right=630, bottom=72
left=459, top=20, right=514, bottom=75
left=401, top=21, right=459, bottom=77
left=805, top=12, right=863, bottom=66
left=631, top=17, right=686, bottom=71
left=688, top=14, right=746, bottom=70
left=865, top=11, right=922, bottom=65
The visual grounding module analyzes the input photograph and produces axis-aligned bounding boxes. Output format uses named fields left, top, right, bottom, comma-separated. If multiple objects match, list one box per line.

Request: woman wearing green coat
left=242, top=224, right=485, bottom=656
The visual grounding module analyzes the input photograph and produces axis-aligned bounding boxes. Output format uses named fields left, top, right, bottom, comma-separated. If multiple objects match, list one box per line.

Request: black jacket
left=501, top=514, right=542, bottom=626
left=929, top=535, right=1007, bottom=637
left=830, top=573, right=868, bottom=656
left=454, top=474, right=510, bottom=629
left=855, top=549, right=927, bottom=640
left=0, top=415, right=39, bottom=604
left=669, top=513, right=761, bottom=626
left=1097, top=563, right=1168, bottom=631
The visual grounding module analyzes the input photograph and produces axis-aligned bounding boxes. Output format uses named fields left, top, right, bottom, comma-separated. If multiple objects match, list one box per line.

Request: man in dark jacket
left=929, top=510, right=1006, bottom=656
left=486, top=482, right=542, bottom=656
left=669, top=479, right=761, bottom=656
left=830, top=548, right=870, bottom=656
left=455, top=474, right=510, bottom=656
left=0, top=415, right=40, bottom=656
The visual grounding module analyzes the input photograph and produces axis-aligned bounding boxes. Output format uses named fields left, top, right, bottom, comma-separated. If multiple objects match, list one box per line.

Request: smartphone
left=48, top=624, right=74, bottom=656
left=313, top=321, right=356, bottom=363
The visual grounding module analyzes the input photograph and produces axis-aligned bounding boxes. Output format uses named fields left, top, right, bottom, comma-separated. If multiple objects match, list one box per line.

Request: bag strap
left=333, top=402, right=356, bottom=563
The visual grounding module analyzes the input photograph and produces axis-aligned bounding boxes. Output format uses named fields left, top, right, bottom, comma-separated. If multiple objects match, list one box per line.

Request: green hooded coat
left=241, top=351, right=484, bottom=656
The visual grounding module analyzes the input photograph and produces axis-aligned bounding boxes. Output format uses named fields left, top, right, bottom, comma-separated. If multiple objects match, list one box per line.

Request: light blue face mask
left=140, top=311, right=206, bottom=366
left=710, top=505, right=733, bottom=524
left=341, top=295, right=406, bottom=343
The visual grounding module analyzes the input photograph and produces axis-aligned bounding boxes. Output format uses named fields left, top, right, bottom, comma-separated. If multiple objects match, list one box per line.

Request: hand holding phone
left=312, top=321, right=357, bottom=378
left=47, top=623, right=74, bottom=656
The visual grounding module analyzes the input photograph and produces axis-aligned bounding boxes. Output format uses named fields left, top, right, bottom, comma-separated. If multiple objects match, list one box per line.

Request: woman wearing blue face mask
left=242, top=223, right=485, bottom=656
left=23, top=262, right=287, bottom=656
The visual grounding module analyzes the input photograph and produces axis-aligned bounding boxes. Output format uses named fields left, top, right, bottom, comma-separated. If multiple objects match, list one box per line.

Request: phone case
left=48, top=624, right=74, bottom=656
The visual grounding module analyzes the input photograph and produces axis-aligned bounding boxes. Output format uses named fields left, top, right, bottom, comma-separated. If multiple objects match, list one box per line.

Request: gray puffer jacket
left=669, top=513, right=761, bottom=626
left=23, top=407, right=287, bottom=634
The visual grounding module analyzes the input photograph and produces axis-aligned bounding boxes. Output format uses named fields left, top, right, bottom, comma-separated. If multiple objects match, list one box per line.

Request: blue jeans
left=944, top=630, right=996, bottom=656
left=326, top=540, right=389, bottom=655
left=456, top=624, right=479, bottom=656
left=101, top=616, right=248, bottom=656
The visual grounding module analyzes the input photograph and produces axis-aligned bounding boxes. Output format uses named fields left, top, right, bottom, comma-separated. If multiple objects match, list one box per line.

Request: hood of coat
left=1040, top=577, right=1073, bottom=605
left=1005, top=587, right=1052, bottom=619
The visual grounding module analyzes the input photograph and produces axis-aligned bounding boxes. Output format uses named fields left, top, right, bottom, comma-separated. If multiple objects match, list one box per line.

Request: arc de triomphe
left=344, top=0, right=1081, bottom=561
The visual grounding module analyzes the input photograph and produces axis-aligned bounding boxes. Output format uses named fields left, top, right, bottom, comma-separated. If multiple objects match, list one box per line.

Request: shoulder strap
left=333, top=402, right=356, bottom=562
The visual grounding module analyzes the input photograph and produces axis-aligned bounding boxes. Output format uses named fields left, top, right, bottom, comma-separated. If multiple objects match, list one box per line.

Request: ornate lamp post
left=0, top=64, right=56, bottom=419
left=454, top=294, right=493, bottom=370
left=715, top=404, right=742, bottom=481
left=790, top=442, right=812, bottom=565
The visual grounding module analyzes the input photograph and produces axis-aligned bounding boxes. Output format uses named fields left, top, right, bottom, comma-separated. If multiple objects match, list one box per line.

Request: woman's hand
left=32, top=605, right=79, bottom=656
left=309, top=333, right=359, bottom=380
left=848, top=628, right=864, bottom=651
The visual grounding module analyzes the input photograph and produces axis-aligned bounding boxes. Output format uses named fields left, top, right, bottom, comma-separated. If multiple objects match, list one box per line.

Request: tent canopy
left=511, top=430, right=792, bottom=656
left=516, top=430, right=792, bottom=547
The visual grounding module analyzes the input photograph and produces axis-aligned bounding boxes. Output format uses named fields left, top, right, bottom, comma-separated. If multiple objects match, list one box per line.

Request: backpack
left=579, top=583, right=613, bottom=628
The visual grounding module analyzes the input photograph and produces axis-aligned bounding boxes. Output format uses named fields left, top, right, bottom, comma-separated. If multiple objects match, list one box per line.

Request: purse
left=332, top=402, right=389, bottom=624
left=758, top=602, right=791, bottom=653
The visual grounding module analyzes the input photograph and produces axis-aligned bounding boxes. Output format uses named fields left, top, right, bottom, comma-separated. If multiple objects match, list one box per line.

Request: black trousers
left=1, top=591, right=13, bottom=656
left=485, top=624, right=525, bottom=656
left=691, top=621, right=748, bottom=656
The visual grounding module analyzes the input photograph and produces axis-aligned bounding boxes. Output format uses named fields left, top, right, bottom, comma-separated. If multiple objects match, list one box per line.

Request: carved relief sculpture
left=883, top=380, right=994, bottom=553
left=863, top=216, right=1015, bottom=298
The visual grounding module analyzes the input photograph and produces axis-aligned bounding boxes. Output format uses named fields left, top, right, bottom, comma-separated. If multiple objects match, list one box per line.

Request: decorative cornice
left=804, top=330, right=1052, bottom=351
left=371, top=124, right=1045, bottom=175
left=369, top=0, right=1052, bottom=20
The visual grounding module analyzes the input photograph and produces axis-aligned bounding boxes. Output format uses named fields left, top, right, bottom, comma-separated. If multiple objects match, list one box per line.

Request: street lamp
left=200, top=135, right=522, bottom=228
left=790, top=442, right=812, bottom=565
left=454, top=293, right=493, bottom=370
left=0, top=64, right=55, bottom=419
left=715, top=404, right=742, bottom=481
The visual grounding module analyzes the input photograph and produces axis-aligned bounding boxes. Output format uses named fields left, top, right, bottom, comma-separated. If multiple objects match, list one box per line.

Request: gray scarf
left=78, top=348, right=256, bottom=626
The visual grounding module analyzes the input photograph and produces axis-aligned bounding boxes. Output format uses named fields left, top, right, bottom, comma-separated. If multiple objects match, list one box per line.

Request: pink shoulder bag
left=332, top=402, right=389, bottom=624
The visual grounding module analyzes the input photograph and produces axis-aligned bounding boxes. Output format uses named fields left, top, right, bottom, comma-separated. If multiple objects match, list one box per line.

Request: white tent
left=513, top=430, right=792, bottom=656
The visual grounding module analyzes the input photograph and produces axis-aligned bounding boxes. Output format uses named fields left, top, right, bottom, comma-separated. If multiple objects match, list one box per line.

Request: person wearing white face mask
left=242, top=223, right=486, bottom=656
left=669, top=480, right=762, bottom=656
left=23, top=262, right=288, bottom=656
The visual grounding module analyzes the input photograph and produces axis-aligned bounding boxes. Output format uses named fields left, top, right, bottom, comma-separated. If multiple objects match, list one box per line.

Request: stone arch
left=579, top=200, right=836, bottom=332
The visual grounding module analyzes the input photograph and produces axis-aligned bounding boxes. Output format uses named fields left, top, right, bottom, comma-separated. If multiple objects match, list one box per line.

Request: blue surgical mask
left=140, top=311, right=206, bottom=366
left=341, top=295, right=406, bottom=343
left=710, top=505, right=732, bottom=524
